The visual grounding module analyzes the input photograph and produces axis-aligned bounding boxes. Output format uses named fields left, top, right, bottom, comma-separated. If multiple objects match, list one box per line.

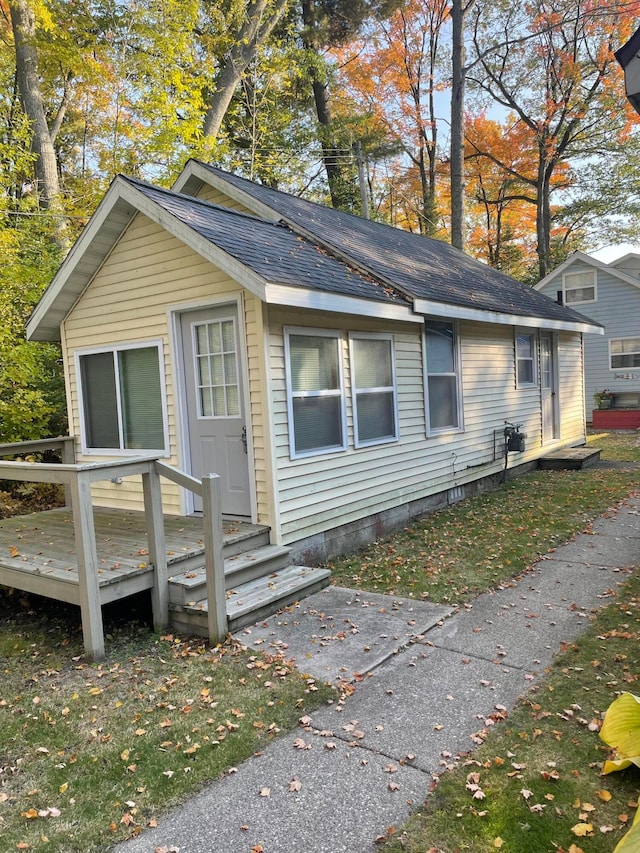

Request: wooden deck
left=0, top=507, right=265, bottom=607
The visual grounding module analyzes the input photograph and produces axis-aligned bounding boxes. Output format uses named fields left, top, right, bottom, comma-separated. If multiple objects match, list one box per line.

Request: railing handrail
left=155, top=460, right=203, bottom=497
left=0, top=436, right=75, bottom=457
left=0, top=455, right=162, bottom=484
left=0, top=452, right=226, bottom=659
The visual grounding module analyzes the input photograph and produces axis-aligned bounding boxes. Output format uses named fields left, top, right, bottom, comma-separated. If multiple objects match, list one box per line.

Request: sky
left=590, top=243, right=640, bottom=263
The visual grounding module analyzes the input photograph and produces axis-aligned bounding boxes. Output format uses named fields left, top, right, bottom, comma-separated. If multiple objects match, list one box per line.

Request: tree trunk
left=10, top=0, right=62, bottom=215
left=302, top=0, right=357, bottom=210
left=450, top=0, right=467, bottom=250
left=202, top=0, right=290, bottom=142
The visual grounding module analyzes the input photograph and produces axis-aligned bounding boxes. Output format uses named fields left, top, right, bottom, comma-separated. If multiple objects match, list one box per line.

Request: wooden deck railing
left=0, top=447, right=226, bottom=661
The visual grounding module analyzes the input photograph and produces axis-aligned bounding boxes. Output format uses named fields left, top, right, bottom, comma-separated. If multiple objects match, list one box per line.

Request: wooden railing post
left=60, top=438, right=76, bottom=508
left=143, top=464, right=168, bottom=632
left=201, top=473, right=227, bottom=644
left=69, top=470, right=105, bottom=661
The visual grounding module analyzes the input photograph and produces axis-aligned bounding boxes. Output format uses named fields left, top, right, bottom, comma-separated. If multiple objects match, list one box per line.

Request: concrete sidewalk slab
left=309, top=644, right=527, bottom=774
left=429, top=548, right=629, bottom=669
left=542, top=529, right=640, bottom=568
left=235, top=586, right=451, bottom=684
left=112, top=727, right=429, bottom=853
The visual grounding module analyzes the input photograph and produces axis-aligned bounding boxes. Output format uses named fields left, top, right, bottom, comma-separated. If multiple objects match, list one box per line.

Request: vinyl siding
left=191, top=184, right=256, bottom=216
left=62, top=212, right=265, bottom=518
left=267, top=310, right=586, bottom=545
left=538, top=263, right=640, bottom=417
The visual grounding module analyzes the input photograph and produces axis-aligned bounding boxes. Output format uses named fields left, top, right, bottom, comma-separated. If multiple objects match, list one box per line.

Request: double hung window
left=424, top=320, right=461, bottom=433
left=77, top=342, right=167, bottom=453
left=285, top=329, right=346, bottom=457
left=349, top=333, right=398, bottom=447
left=563, top=270, right=596, bottom=305
left=515, top=331, right=537, bottom=387
left=610, top=337, right=640, bottom=369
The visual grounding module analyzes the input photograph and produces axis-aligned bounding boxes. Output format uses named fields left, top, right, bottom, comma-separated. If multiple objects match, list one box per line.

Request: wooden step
left=169, top=565, right=331, bottom=635
left=165, top=523, right=271, bottom=576
left=539, top=447, right=601, bottom=470
left=168, top=544, right=292, bottom=605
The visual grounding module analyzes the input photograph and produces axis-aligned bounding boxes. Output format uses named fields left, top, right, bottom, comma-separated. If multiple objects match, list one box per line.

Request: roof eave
left=27, top=178, right=138, bottom=341
left=413, top=297, right=604, bottom=334
left=27, top=177, right=270, bottom=342
left=264, top=283, right=415, bottom=321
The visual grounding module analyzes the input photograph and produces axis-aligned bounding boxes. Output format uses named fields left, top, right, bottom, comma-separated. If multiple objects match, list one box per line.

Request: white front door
left=180, top=305, right=251, bottom=516
left=541, top=332, right=559, bottom=442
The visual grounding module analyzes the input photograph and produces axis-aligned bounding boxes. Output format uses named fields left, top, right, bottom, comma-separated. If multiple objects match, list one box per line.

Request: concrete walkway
left=114, top=493, right=640, bottom=853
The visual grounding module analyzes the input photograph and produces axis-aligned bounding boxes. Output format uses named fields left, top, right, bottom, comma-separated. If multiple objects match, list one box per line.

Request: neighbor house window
left=77, top=342, right=167, bottom=453
left=563, top=270, right=596, bottom=305
left=424, top=320, right=461, bottom=433
left=610, top=337, right=640, bottom=369
left=284, top=328, right=347, bottom=458
left=349, top=333, right=398, bottom=447
left=515, top=330, right=537, bottom=387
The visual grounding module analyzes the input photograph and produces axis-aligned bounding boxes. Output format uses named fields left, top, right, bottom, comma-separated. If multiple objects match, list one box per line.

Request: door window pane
left=194, top=319, right=240, bottom=417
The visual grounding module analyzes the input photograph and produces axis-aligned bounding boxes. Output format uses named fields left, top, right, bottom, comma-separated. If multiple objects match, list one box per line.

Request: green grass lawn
left=380, top=573, right=640, bottom=853
left=372, top=430, right=640, bottom=853
left=328, top=431, right=640, bottom=605
left=2, top=430, right=639, bottom=851
left=0, top=600, right=333, bottom=852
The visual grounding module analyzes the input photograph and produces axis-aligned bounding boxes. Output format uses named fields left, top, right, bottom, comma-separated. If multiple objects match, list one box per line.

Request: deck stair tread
left=170, top=565, right=331, bottom=634
left=167, top=544, right=292, bottom=604
left=539, top=447, right=601, bottom=470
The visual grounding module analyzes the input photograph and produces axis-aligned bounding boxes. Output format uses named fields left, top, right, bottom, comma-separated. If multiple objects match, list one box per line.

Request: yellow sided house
left=18, top=160, right=601, bottom=657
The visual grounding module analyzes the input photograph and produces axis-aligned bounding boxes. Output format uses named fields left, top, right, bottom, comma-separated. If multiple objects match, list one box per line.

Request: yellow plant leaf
left=597, top=790, right=613, bottom=802
left=572, top=823, right=593, bottom=836
left=600, top=693, right=640, bottom=760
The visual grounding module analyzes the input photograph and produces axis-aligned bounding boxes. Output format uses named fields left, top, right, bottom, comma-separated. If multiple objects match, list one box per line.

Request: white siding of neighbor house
left=61, top=212, right=270, bottom=523
left=266, top=308, right=586, bottom=546
left=538, top=262, right=640, bottom=417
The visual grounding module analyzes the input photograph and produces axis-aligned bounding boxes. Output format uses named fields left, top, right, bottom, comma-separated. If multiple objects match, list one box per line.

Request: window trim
left=424, top=318, right=463, bottom=436
left=515, top=329, right=538, bottom=389
left=284, top=326, right=347, bottom=459
left=349, top=331, right=399, bottom=448
left=75, top=340, right=169, bottom=456
left=562, top=269, right=597, bottom=305
left=609, top=335, right=640, bottom=370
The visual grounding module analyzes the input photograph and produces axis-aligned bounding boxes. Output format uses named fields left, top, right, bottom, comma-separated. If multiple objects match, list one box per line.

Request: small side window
left=515, top=331, right=537, bottom=388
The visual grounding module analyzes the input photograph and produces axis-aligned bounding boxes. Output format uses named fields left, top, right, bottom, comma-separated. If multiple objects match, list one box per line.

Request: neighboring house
left=615, top=24, right=640, bottom=114
left=535, top=251, right=640, bottom=423
left=27, top=161, right=601, bottom=564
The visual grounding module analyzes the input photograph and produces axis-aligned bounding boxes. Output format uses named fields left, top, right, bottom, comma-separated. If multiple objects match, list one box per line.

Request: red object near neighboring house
left=592, top=409, right=640, bottom=429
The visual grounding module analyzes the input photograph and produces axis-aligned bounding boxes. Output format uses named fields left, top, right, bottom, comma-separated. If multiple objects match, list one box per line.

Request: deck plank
left=0, top=507, right=267, bottom=598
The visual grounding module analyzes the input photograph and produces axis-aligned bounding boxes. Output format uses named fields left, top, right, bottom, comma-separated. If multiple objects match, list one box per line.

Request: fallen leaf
left=259, top=787, right=271, bottom=798
left=288, top=778, right=302, bottom=792
left=571, top=823, right=593, bottom=837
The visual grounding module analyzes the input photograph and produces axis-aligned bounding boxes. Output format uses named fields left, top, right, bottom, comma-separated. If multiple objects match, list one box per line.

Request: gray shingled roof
left=127, top=178, right=408, bottom=307
left=192, top=163, right=595, bottom=327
